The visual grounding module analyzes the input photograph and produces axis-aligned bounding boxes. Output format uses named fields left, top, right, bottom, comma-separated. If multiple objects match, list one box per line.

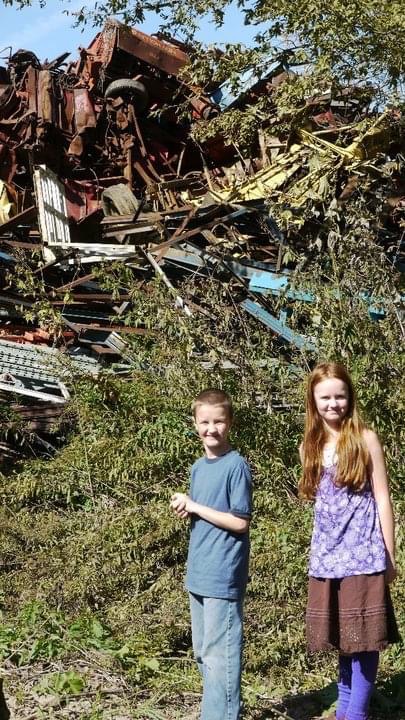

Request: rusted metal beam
left=0, top=205, right=36, bottom=233
left=1, top=239, right=40, bottom=250
left=150, top=207, right=252, bottom=254
left=64, top=321, right=149, bottom=335
left=52, top=293, right=131, bottom=301
left=55, top=273, right=95, bottom=292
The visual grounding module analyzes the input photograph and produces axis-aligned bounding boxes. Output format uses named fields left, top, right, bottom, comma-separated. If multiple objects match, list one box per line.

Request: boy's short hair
left=192, top=388, right=233, bottom=419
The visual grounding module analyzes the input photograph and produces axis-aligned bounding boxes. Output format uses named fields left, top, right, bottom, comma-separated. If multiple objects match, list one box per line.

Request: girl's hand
left=385, top=558, right=397, bottom=584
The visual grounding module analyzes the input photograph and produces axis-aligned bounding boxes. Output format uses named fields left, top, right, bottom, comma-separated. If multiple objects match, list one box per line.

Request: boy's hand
left=170, top=492, right=192, bottom=519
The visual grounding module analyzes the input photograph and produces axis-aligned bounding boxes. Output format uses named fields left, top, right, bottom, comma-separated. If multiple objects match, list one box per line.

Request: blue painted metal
left=160, top=244, right=393, bottom=337
left=278, top=310, right=288, bottom=325
left=211, top=71, right=257, bottom=110
left=248, top=270, right=314, bottom=301
left=219, top=258, right=266, bottom=281
left=0, top=251, right=14, bottom=262
left=248, top=269, right=397, bottom=319
left=211, top=64, right=281, bottom=111
left=241, top=299, right=317, bottom=351
left=359, top=292, right=386, bottom=319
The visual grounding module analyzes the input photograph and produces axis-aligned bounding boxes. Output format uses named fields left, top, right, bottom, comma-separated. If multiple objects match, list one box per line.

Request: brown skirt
left=306, top=573, right=400, bottom=654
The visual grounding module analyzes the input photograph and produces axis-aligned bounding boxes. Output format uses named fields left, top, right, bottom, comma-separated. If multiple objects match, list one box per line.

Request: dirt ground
left=2, top=666, right=404, bottom=720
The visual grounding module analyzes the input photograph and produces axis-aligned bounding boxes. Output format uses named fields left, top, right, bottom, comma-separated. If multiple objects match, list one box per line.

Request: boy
left=170, top=388, right=252, bottom=720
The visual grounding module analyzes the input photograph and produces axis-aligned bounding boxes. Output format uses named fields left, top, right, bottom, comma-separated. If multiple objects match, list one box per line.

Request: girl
left=299, top=362, right=399, bottom=720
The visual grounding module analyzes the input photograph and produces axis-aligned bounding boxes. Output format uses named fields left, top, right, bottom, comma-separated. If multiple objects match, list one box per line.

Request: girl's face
left=313, top=377, right=349, bottom=429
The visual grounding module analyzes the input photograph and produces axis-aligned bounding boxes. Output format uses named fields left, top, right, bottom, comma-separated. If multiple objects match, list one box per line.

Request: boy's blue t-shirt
left=185, top=449, right=252, bottom=600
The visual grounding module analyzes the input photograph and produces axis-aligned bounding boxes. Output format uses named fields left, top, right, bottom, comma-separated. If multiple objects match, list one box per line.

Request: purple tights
left=336, top=651, right=379, bottom=720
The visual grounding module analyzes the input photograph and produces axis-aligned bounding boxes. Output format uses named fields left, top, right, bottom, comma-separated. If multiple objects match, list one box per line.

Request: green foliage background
left=0, top=0, right=404, bottom=713
left=0, top=240, right=403, bottom=714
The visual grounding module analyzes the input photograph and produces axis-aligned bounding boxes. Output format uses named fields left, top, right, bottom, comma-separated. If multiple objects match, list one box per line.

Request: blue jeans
left=189, top=592, right=244, bottom=720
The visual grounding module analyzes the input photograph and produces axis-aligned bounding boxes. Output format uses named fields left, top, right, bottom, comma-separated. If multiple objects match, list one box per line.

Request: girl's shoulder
left=361, top=427, right=380, bottom=450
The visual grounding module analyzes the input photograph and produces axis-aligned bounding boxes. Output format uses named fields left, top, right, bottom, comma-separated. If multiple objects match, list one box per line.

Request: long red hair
left=299, top=362, right=369, bottom=499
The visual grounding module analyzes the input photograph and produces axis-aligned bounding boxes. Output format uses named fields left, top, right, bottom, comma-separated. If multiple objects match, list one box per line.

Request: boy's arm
left=170, top=492, right=250, bottom=534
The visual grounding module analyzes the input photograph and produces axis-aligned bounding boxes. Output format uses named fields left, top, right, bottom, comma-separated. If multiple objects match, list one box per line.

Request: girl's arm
left=299, top=442, right=304, bottom=463
left=364, top=429, right=397, bottom=583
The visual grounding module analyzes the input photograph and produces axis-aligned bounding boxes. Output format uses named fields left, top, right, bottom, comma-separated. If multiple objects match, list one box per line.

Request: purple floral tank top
left=309, top=446, right=386, bottom=578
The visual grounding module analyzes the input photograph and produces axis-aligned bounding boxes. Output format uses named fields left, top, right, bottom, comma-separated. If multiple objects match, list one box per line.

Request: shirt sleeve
left=227, top=460, right=252, bottom=518
left=189, top=458, right=202, bottom=498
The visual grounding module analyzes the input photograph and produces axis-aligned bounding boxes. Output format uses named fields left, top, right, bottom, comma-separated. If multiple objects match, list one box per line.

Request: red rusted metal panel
left=116, top=25, right=189, bottom=76
left=73, top=88, right=97, bottom=132
left=26, top=65, right=38, bottom=114
left=60, top=89, right=75, bottom=132
left=39, top=70, right=54, bottom=122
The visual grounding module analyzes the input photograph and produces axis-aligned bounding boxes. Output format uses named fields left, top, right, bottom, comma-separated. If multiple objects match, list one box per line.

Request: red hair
left=299, top=362, right=369, bottom=499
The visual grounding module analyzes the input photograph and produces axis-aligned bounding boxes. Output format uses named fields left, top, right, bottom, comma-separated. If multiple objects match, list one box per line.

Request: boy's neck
left=204, top=441, right=232, bottom=460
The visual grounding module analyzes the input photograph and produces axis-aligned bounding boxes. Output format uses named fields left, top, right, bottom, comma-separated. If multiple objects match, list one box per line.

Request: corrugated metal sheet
left=0, top=339, right=100, bottom=403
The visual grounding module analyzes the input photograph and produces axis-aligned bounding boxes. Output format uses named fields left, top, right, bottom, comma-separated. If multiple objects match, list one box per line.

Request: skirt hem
left=306, top=572, right=400, bottom=655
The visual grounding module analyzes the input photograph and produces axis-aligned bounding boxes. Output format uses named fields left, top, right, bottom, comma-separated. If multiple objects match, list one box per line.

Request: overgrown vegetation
left=0, top=234, right=403, bottom=717
left=0, top=0, right=404, bottom=716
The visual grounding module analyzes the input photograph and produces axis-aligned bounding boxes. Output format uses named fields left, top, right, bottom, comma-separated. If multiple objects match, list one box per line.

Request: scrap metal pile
left=0, top=19, right=404, bottom=455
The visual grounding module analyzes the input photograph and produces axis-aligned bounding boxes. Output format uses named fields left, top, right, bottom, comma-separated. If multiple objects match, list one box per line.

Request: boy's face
left=194, top=403, right=232, bottom=458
